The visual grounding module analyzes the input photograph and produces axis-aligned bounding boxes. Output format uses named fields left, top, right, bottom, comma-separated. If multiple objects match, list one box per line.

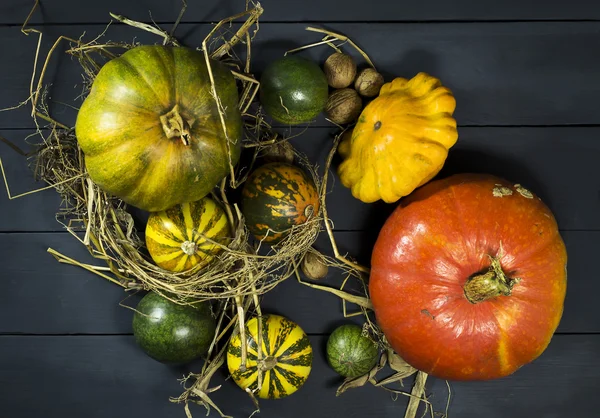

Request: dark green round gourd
left=132, top=292, right=216, bottom=364
left=259, top=56, right=328, bottom=125
left=326, top=324, right=380, bottom=378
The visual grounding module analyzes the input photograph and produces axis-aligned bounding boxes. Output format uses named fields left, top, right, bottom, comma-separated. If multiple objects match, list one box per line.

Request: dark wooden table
left=1, top=1, right=599, bottom=417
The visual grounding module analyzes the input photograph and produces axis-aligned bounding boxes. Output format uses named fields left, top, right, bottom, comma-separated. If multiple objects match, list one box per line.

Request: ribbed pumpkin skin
left=241, top=162, right=319, bottom=243
left=75, top=45, right=242, bottom=212
left=227, top=314, right=313, bottom=399
left=370, top=174, right=567, bottom=381
left=145, top=197, right=231, bottom=272
left=338, top=72, right=458, bottom=204
left=326, top=324, right=379, bottom=378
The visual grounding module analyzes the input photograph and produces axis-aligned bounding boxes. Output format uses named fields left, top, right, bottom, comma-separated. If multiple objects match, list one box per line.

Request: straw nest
left=22, top=2, right=327, bottom=304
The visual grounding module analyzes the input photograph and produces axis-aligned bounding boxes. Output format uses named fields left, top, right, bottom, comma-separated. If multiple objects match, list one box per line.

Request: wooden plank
left=3, top=22, right=600, bottom=128
left=0, top=334, right=597, bottom=417
left=0, top=230, right=594, bottom=334
left=1, top=0, right=599, bottom=24
left=1, top=126, right=598, bottom=232
left=0, top=335, right=409, bottom=417
left=0, top=232, right=145, bottom=334
left=0, top=231, right=361, bottom=335
left=0, top=130, right=64, bottom=232
left=426, top=334, right=600, bottom=417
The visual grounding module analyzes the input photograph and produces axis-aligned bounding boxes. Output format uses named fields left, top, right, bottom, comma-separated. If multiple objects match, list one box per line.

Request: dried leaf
left=244, top=387, right=261, bottom=415
left=115, top=208, right=135, bottom=241
left=387, top=349, right=417, bottom=375
left=336, top=373, right=371, bottom=395
left=375, top=370, right=415, bottom=387
left=184, top=402, right=193, bottom=418
left=336, top=351, right=387, bottom=396
left=190, top=387, right=232, bottom=418
left=404, top=371, right=428, bottom=418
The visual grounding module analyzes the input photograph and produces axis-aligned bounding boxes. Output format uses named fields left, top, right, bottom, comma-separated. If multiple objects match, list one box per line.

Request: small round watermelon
left=326, top=324, right=380, bottom=378
left=132, top=292, right=216, bottom=364
left=260, top=55, right=328, bottom=125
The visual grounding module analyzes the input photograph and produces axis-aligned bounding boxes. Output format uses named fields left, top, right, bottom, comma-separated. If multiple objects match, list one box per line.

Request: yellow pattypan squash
left=338, top=72, right=458, bottom=203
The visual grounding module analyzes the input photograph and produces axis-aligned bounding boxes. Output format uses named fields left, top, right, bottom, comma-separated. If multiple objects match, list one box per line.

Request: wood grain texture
left=0, top=230, right=592, bottom=334
left=0, top=231, right=358, bottom=335
left=2, top=127, right=598, bottom=232
left=1, top=1, right=598, bottom=417
left=0, top=130, right=63, bottom=232
left=1, top=0, right=599, bottom=24
left=2, top=22, right=600, bottom=128
left=0, top=334, right=597, bottom=418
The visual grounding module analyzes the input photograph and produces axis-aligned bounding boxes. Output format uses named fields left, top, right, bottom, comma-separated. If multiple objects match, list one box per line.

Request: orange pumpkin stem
left=160, top=104, right=193, bottom=146
left=464, top=256, right=520, bottom=304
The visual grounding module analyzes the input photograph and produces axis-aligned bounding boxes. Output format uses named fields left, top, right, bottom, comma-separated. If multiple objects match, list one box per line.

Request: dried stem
left=305, top=27, right=376, bottom=70
left=47, top=248, right=126, bottom=288
left=296, top=271, right=373, bottom=309
left=234, top=294, right=248, bottom=371
left=0, top=135, right=29, bottom=156
left=322, top=132, right=370, bottom=274
left=109, top=13, right=180, bottom=46
left=252, top=283, right=264, bottom=393
left=210, top=6, right=264, bottom=60
left=201, top=5, right=263, bottom=188
left=404, top=372, right=429, bottom=418
left=286, top=38, right=342, bottom=55
left=22, top=0, right=39, bottom=34
left=32, top=36, right=80, bottom=120
left=167, top=0, right=188, bottom=44
left=1, top=152, right=85, bottom=200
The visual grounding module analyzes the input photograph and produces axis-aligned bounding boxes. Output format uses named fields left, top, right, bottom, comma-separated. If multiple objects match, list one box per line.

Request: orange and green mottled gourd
left=75, top=45, right=242, bottom=212
left=338, top=72, right=458, bottom=204
left=145, top=197, right=231, bottom=273
left=241, top=162, right=319, bottom=244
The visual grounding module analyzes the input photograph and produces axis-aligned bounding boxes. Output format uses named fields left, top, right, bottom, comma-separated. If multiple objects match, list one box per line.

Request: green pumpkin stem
left=464, top=255, right=520, bottom=304
left=258, top=355, right=278, bottom=372
left=180, top=241, right=197, bottom=256
left=160, top=104, right=193, bottom=146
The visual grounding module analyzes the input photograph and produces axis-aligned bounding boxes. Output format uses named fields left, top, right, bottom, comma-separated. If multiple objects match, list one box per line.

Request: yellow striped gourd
left=227, top=314, right=313, bottom=399
left=145, top=197, right=230, bottom=272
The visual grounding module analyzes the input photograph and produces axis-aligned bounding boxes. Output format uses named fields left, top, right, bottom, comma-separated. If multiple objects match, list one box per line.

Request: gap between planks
left=3, top=19, right=600, bottom=28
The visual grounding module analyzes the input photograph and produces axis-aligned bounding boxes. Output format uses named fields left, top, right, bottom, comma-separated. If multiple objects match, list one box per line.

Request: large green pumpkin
left=75, top=45, right=242, bottom=212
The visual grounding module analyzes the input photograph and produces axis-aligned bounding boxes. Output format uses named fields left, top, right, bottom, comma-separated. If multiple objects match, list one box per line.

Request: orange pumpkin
left=370, top=174, right=567, bottom=381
